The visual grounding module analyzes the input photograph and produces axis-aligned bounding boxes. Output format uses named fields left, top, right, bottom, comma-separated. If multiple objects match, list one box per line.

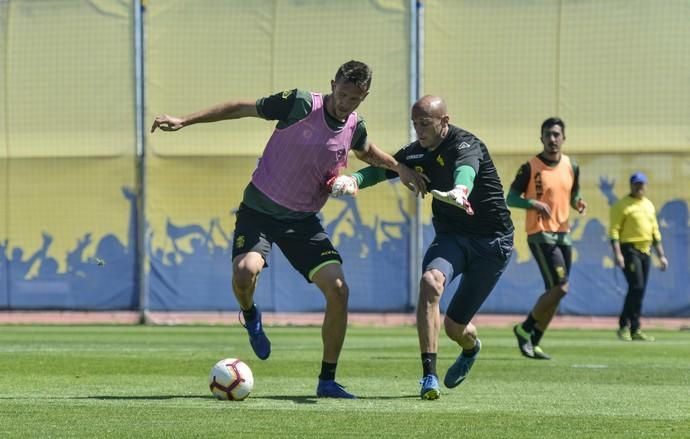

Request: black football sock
left=462, top=341, right=480, bottom=357
left=241, top=304, right=257, bottom=322
left=319, top=362, right=337, bottom=381
left=531, top=328, right=544, bottom=346
left=522, top=313, right=537, bottom=333
left=421, top=353, right=437, bottom=377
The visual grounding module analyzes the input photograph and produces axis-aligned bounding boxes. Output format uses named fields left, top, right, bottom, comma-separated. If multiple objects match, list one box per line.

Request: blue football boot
left=419, top=374, right=441, bottom=400
left=316, top=379, right=356, bottom=399
left=240, top=307, right=271, bottom=360
left=443, top=339, right=481, bottom=389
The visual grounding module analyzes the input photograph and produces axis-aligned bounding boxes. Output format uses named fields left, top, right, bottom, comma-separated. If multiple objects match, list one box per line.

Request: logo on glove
left=430, top=185, right=474, bottom=215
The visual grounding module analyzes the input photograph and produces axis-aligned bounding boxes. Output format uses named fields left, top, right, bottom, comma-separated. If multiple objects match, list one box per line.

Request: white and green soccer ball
left=208, top=358, right=254, bottom=401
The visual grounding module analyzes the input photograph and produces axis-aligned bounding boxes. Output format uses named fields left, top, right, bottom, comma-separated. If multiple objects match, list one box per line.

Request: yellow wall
left=424, top=0, right=690, bottom=154
left=145, top=0, right=414, bottom=250
left=493, top=153, right=690, bottom=262
left=1, top=0, right=136, bottom=269
left=4, top=0, right=135, bottom=158
left=145, top=0, right=412, bottom=157
left=2, top=0, right=689, bottom=275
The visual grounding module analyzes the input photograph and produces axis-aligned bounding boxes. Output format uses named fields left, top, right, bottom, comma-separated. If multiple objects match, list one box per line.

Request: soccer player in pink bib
left=151, top=61, right=425, bottom=399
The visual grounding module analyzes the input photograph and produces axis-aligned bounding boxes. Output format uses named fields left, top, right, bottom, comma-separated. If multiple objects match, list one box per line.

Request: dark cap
left=630, top=172, right=648, bottom=185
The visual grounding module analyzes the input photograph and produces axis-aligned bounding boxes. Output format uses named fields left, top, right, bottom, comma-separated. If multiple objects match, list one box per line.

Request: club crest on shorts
left=235, top=235, right=245, bottom=249
left=556, top=265, right=566, bottom=280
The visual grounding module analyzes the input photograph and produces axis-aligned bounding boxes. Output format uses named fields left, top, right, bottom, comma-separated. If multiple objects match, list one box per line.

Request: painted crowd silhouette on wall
left=0, top=187, right=138, bottom=309
left=1, top=179, right=688, bottom=316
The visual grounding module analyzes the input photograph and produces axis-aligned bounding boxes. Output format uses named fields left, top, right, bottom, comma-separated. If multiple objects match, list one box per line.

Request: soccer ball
left=208, top=358, right=254, bottom=401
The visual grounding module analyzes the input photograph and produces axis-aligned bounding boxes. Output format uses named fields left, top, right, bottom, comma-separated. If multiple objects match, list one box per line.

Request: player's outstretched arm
left=353, top=142, right=428, bottom=196
left=151, top=100, right=259, bottom=133
left=326, top=166, right=395, bottom=197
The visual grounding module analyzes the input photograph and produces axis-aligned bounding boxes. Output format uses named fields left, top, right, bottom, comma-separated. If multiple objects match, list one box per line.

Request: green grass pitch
left=0, top=324, right=688, bottom=438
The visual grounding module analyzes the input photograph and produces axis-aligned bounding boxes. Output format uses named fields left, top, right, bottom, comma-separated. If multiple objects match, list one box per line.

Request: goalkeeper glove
left=326, top=175, right=358, bottom=197
left=430, top=185, right=474, bottom=215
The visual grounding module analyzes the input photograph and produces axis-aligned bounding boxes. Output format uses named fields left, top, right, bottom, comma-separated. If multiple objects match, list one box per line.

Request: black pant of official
left=619, top=243, right=651, bottom=332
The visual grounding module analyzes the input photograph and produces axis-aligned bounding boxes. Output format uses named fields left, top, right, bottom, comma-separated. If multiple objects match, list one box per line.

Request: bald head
left=412, top=95, right=448, bottom=119
left=411, top=95, right=449, bottom=149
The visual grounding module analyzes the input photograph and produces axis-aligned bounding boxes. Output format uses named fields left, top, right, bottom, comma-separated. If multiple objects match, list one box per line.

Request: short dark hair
left=541, top=117, right=565, bottom=136
left=335, top=60, right=372, bottom=90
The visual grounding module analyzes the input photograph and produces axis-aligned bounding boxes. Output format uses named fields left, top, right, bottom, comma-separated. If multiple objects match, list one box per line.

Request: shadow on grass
left=253, top=394, right=419, bottom=402
left=252, top=395, right=318, bottom=404
left=0, top=395, right=212, bottom=401
left=371, top=356, right=524, bottom=362
left=83, top=395, right=211, bottom=400
left=357, top=395, right=419, bottom=400
left=485, top=356, right=530, bottom=361
left=0, top=394, right=427, bottom=402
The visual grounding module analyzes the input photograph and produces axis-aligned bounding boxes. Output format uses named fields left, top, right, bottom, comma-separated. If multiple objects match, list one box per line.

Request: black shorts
left=423, top=232, right=513, bottom=325
left=231, top=204, right=342, bottom=282
left=528, top=242, right=572, bottom=289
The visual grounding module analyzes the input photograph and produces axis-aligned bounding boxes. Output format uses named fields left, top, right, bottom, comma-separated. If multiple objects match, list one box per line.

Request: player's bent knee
left=334, top=280, right=349, bottom=300
left=443, top=316, right=468, bottom=340
left=233, top=262, right=261, bottom=291
left=324, top=281, right=349, bottom=306
left=420, top=270, right=445, bottom=297
left=324, top=286, right=350, bottom=310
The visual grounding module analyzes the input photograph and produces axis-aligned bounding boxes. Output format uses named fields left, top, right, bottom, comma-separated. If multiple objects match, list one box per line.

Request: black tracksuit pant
left=619, top=243, right=651, bottom=332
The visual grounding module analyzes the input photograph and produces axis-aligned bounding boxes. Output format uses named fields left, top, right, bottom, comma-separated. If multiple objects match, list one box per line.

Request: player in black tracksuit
left=330, top=95, right=513, bottom=400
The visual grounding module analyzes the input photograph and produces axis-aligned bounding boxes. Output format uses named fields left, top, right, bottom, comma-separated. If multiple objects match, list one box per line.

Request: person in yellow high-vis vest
left=609, top=172, right=668, bottom=342
left=506, top=117, right=587, bottom=360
